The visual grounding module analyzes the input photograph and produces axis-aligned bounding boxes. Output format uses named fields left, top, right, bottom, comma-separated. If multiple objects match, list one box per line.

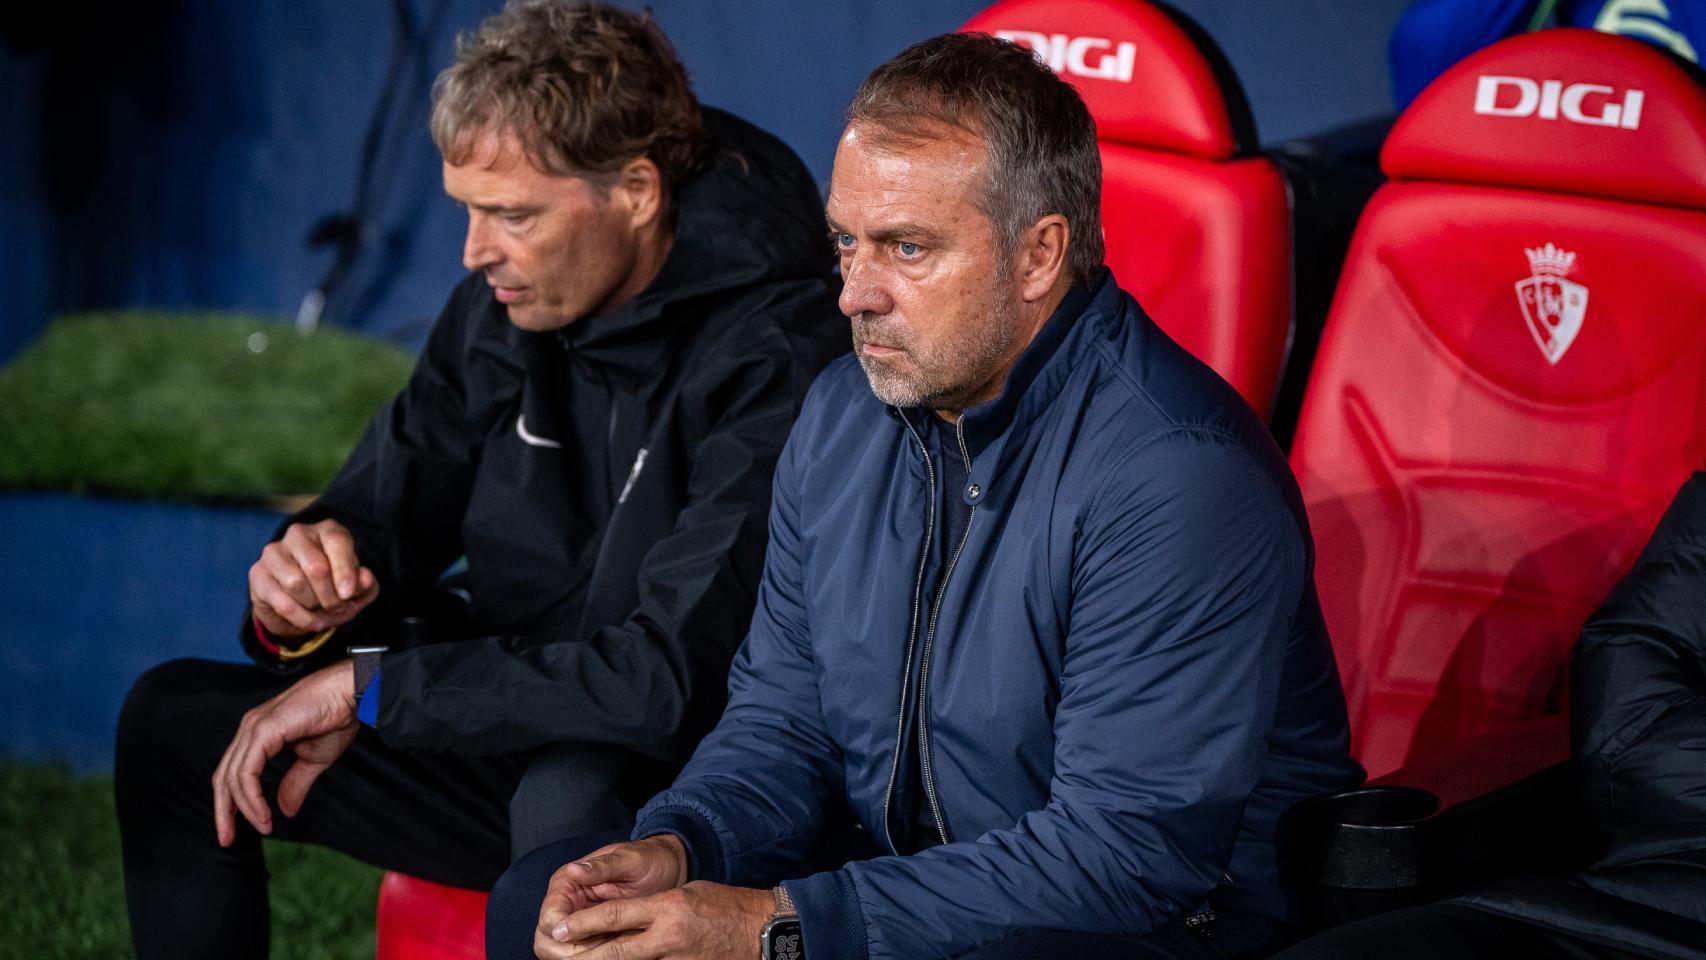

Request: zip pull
left=618, top=447, right=649, bottom=504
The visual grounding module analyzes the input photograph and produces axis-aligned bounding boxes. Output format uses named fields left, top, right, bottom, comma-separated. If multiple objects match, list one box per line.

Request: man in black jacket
left=1276, top=466, right=1706, bottom=960
left=113, top=3, right=845, bottom=956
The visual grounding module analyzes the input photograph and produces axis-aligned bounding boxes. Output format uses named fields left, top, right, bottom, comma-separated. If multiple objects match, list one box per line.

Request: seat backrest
left=962, top=0, right=1293, bottom=419
left=1290, top=29, right=1706, bottom=780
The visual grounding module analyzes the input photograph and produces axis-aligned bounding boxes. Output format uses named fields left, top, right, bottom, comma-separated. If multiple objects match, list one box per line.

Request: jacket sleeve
left=786, top=437, right=1306, bottom=960
left=1572, top=469, right=1706, bottom=842
left=366, top=348, right=808, bottom=759
left=624, top=416, right=847, bottom=878
left=239, top=281, right=492, bottom=672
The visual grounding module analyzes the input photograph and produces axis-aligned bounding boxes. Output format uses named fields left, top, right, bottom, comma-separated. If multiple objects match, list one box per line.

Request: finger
left=535, top=930, right=616, bottom=960
left=220, top=719, right=265, bottom=836
left=351, top=566, right=380, bottom=606
left=212, top=739, right=237, bottom=847
left=555, top=896, right=649, bottom=943
left=568, top=932, right=655, bottom=960
left=281, top=525, right=344, bottom=613
left=336, top=567, right=381, bottom=620
left=276, top=757, right=329, bottom=818
left=313, top=522, right=362, bottom=601
left=560, top=843, right=641, bottom=885
left=229, top=718, right=279, bottom=835
left=257, top=545, right=325, bottom=622
left=251, top=576, right=325, bottom=634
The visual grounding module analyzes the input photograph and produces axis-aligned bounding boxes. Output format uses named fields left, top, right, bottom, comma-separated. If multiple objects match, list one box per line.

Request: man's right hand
left=537, top=835, right=689, bottom=949
left=249, top=519, right=380, bottom=637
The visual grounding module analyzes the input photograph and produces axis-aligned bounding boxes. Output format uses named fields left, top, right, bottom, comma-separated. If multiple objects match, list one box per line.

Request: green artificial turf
left=0, top=312, right=415, bottom=501
left=0, top=760, right=383, bottom=960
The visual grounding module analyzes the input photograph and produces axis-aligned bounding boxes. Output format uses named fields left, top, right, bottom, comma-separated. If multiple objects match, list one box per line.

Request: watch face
left=762, top=918, right=804, bottom=960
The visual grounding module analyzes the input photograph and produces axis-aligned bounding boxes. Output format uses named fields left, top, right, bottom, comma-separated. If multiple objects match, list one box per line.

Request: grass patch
left=0, top=312, right=415, bottom=501
left=0, top=760, right=382, bottom=959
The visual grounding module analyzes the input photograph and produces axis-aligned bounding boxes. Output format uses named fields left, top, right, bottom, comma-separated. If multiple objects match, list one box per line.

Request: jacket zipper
left=917, top=417, right=976, bottom=846
left=880, top=410, right=936, bottom=855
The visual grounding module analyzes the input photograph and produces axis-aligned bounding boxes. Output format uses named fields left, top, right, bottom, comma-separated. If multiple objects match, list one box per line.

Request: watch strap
left=349, top=645, right=387, bottom=702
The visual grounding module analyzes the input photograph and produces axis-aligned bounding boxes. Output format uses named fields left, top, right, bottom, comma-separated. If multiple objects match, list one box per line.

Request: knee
left=486, top=834, right=626, bottom=960
left=508, top=745, right=634, bottom=860
left=114, top=657, right=257, bottom=798
left=486, top=842, right=567, bottom=960
left=116, top=659, right=207, bottom=766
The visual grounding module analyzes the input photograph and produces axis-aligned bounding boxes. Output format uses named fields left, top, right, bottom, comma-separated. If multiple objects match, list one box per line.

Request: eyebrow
left=824, top=211, right=947, bottom=247
left=466, top=202, right=542, bottom=216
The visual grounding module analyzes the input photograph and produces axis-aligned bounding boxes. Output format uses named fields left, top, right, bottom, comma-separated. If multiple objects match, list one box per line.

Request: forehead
left=826, top=120, right=989, bottom=230
left=442, top=127, right=569, bottom=202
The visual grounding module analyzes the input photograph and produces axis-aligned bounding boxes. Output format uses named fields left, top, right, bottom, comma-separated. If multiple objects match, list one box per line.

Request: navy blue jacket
left=632, top=272, right=1363, bottom=960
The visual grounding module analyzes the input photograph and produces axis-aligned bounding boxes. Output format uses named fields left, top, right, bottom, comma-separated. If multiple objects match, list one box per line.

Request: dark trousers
left=1271, top=902, right=1653, bottom=960
left=487, top=834, right=1290, bottom=960
left=114, top=658, right=629, bottom=960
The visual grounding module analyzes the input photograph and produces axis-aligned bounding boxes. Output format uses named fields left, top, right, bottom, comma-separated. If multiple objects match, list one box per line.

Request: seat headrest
left=1382, top=29, right=1706, bottom=209
left=961, top=0, right=1257, bottom=160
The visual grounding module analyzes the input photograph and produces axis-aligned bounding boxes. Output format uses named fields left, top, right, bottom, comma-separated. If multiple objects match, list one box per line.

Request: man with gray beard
left=489, top=31, right=1362, bottom=960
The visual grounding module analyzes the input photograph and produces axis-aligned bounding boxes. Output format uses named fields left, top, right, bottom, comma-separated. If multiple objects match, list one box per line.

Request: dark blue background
left=0, top=0, right=1409, bottom=362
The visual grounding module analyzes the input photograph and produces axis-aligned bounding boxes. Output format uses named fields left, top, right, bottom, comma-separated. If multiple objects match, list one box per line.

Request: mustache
left=850, top=314, right=912, bottom=350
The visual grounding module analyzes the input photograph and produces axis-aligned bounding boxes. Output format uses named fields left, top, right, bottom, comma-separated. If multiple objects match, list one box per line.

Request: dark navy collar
left=945, top=268, right=1104, bottom=459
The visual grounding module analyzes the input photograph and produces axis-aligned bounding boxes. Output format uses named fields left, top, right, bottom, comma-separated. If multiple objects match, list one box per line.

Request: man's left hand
left=537, top=881, right=773, bottom=960
left=212, top=659, right=361, bottom=847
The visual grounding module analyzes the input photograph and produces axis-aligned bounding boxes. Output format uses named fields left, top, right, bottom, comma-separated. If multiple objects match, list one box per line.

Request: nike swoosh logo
left=515, top=414, right=563, bottom=449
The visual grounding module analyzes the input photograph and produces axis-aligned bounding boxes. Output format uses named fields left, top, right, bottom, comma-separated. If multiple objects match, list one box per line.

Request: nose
left=462, top=213, right=500, bottom=273
left=837, top=252, right=894, bottom=319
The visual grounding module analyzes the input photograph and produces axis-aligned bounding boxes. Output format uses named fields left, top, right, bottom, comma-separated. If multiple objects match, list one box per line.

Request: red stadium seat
left=1290, top=28, right=1706, bottom=790
left=963, top=0, right=1295, bottom=419
left=375, top=872, right=486, bottom=960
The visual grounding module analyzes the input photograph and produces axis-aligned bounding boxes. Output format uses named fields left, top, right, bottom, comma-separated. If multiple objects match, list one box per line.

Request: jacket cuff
left=631, top=805, right=726, bottom=884
left=784, top=871, right=867, bottom=960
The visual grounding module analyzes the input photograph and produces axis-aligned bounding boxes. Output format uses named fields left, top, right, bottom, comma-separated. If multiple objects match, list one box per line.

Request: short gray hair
left=847, top=32, right=1104, bottom=282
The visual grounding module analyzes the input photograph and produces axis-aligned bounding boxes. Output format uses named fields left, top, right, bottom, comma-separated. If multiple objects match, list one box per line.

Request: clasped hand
left=535, top=835, right=774, bottom=960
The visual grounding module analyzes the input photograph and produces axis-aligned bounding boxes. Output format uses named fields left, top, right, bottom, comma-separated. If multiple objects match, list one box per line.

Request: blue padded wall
left=1, top=0, right=1409, bottom=363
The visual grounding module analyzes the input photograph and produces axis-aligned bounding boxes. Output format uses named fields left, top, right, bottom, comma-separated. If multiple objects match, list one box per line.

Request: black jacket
left=242, top=109, right=847, bottom=776
left=1459, top=469, right=1706, bottom=959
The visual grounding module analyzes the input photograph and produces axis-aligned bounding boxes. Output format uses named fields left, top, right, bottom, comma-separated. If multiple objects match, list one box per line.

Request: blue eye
left=835, top=233, right=855, bottom=249
left=898, top=242, right=921, bottom=257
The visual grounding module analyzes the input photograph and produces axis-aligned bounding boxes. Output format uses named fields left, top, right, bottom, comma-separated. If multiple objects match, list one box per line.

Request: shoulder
left=673, top=280, right=848, bottom=405
left=796, top=354, right=882, bottom=427
left=1057, top=287, right=1307, bottom=550
left=771, top=355, right=893, bottom=474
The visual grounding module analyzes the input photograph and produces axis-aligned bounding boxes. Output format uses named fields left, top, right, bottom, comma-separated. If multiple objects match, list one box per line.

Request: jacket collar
left=894, top=268, right=1110, bottom=461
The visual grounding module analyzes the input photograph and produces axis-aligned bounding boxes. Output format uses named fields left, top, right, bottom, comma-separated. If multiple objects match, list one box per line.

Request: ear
left=1014, top=213, right=1070, bottom=303
left=613, top=156, right=665, bottom=231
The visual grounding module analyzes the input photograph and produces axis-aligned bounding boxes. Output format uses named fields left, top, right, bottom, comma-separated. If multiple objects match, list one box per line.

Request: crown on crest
left=1524, top=242, right=1577, bottom=277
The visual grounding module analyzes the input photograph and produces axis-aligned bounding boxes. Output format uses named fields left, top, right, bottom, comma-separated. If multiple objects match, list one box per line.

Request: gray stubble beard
left=852, top=290, right=1021, bottom=412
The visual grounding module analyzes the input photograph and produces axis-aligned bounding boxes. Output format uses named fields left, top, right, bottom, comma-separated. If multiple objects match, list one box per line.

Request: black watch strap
left=349, top=645, right=387, bottom=702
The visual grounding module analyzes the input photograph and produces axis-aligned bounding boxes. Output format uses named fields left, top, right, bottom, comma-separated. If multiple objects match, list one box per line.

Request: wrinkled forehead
left=827, top=120, right=990, bottom=221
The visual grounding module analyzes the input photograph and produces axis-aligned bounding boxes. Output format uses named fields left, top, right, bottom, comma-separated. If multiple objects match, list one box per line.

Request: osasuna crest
left=1515, top=242, right=1588, bottom=365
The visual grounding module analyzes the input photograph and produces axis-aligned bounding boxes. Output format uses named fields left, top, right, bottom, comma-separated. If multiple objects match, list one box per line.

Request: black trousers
left=1271, top=902, right=1654, bottom=960
left=114, top=658, right=632, bottom=960
left=486, top=835, right=1291, bottom=960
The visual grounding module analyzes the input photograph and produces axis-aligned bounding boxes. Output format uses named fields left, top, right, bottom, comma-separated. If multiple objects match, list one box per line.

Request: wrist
left=651, top=833, right=690, bottom=888
left=331, top=658, right=359, bottom=713
left=761, top=884, right=805, bottom=960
